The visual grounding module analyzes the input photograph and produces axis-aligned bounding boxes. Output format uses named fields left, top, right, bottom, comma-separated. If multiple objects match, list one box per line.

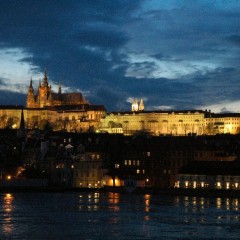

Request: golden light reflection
left=108, top=192, right=120, bottom=212
left=226, top=198, right=230, bottom=210
left=144, top=194, right=151, bottom=213
left=233, top=199, right=239, bottom=211
left=216, top=198, right=222, bottom=209
left=108, top=192, right=120, bottom=204
left=3, top=193, right=14, bottom=234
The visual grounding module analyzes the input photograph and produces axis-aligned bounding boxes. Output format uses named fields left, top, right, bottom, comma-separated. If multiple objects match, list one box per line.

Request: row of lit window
left=136, top=169, right=145, bottom=174
left=124, top=160, right=140, bottom=166
left=56, top=164, right=74, bottom=169
left=176, top=181, right=240, bottom=189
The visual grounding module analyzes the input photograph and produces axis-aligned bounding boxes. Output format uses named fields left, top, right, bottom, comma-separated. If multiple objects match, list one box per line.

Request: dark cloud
left=227, top=35, right=240, bottom=46
left=0, top=0, right=240, bottom=112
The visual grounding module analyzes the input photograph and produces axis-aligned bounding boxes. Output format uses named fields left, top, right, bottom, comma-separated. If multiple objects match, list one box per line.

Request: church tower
left=139, top=98, right=144, bottom=111
left=37, top=69, right=51, bottom=108
left=131, top=98, right=139, bottom=112
left=26, top=78, right=36, bottom=108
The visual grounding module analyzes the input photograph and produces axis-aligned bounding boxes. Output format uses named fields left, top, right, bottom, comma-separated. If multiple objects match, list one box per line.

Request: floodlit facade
left=100, top=109, right=240, bottom=136
left=0, top=71, right=106, bottom=132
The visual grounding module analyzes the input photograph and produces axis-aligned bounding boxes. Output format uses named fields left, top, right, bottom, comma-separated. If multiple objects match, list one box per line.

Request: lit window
left=201, top=182, right=204, bottom=188
left=185, top=181, right=189, bottom=188
left=226, top=182, right=230, bottom=189
left=124, top=160, right=127, bottom=165
left=136, top=169, right=140, bottom=174
left=115, top=164, right=120, bottom=169
left=175, top=181, right=180, bottom=188
left=193, top=181, right=197, bottom=188
left=147, top=152, right=151, bottom=157
left=137, top=160, right=140, bottom=166
left=128, top=160, right=131, bottom=166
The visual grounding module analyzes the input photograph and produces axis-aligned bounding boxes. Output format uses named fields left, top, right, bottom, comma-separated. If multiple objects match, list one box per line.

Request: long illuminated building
left=99, top=101, right=240, bottom=135
left=1, top=71, right=240, bottom=135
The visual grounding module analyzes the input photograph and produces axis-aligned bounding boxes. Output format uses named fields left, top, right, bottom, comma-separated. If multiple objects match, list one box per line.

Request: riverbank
left=1, top=186, right=240, bottom=198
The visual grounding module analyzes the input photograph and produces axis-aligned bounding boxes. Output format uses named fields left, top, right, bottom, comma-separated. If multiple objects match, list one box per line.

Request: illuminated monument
left=0, top=69, right=240, bottom=135
left=26, top=70, right=87, bottom=108
left=99, top=99, right=240, bottom=135
left=0, top=70, right=106, bottom=132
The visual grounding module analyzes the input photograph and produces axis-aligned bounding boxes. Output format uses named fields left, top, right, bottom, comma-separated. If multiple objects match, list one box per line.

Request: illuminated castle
left=26, top=70, right=87, bottom=108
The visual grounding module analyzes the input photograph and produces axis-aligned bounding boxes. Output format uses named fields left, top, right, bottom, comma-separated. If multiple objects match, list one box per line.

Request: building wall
left=73, top=152, right=106, bottom=188
left=100, top=111, right=240, bottom=136
left=100, top=111, right=205, bottom=136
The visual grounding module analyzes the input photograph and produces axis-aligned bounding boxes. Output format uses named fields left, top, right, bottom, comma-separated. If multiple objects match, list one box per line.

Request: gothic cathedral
left=26, top=70, right=87, bottom=108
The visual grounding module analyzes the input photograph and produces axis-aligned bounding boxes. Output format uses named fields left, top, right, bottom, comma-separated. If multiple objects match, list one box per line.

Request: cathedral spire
left=30, top=77, right=33, bottom=88
left=42, top=68, right=48, bottom=87
left=58, top=83, right=62, bottom=95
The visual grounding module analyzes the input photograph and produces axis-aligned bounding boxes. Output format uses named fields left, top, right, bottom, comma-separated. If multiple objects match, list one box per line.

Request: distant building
left=100, top=110, right=240, bottom=136
left=0, top=70, right=106, bottom=132
left=26, top=70, right=87, bottom=108
left=2, top=70, right=240, bottom=135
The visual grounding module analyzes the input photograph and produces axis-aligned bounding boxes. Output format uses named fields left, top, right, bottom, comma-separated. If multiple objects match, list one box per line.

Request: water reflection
left=78, top=192, right=100, bottom=211
left=3, top=193, right=14, bottom=235
left=1, top=192, right=240, bottom=239
left=108, top=192, right=120, bottom=212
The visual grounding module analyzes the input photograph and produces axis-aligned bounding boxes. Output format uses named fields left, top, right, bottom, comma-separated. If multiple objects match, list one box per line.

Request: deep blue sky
left=1, top=0, right=240, bottom=112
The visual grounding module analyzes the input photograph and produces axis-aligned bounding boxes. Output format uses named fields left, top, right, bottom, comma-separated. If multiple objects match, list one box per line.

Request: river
left=0, top=191, right=240, bottom=239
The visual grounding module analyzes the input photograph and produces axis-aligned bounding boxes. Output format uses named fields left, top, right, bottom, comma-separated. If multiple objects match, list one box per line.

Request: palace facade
left=99, top=100, right=240, bottom=135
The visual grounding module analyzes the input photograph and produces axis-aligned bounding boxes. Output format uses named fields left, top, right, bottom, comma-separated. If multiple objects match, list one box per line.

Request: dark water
left=0, top=192, right=240, bottom=239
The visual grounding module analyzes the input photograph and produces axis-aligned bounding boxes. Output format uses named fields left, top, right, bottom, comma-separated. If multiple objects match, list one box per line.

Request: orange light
left=6, top=175, right=11, bottom=180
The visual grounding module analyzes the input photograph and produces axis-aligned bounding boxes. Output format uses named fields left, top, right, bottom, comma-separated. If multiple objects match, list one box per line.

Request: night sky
left=1, top=0, right=240, bottom=112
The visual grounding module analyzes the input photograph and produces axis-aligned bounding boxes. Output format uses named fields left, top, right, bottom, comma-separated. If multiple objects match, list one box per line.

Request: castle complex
left=26, top=70, right=87, bottom=108
left=1, top=70, right=240, bottom=135
left=0, top=71, right=106, bottom=132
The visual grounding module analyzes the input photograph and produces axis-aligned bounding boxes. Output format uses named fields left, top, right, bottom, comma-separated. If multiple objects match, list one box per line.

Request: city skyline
left=1, top=1, right=240, bottom=112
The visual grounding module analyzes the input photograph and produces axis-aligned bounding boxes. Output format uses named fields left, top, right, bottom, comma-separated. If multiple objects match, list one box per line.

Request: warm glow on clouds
left=200, top=101, right=240, bottom=113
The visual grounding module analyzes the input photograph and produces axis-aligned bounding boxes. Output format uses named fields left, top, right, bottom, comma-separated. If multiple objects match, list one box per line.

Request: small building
left=73, top=152, right=107, bottom=188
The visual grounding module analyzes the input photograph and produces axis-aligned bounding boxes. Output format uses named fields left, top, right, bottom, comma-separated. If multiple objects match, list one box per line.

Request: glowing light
left=185, top=181, right=189, bottom=188
left=6, top=175, right=11, bottom=180
left=174, top=181, right=180, bottom=188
